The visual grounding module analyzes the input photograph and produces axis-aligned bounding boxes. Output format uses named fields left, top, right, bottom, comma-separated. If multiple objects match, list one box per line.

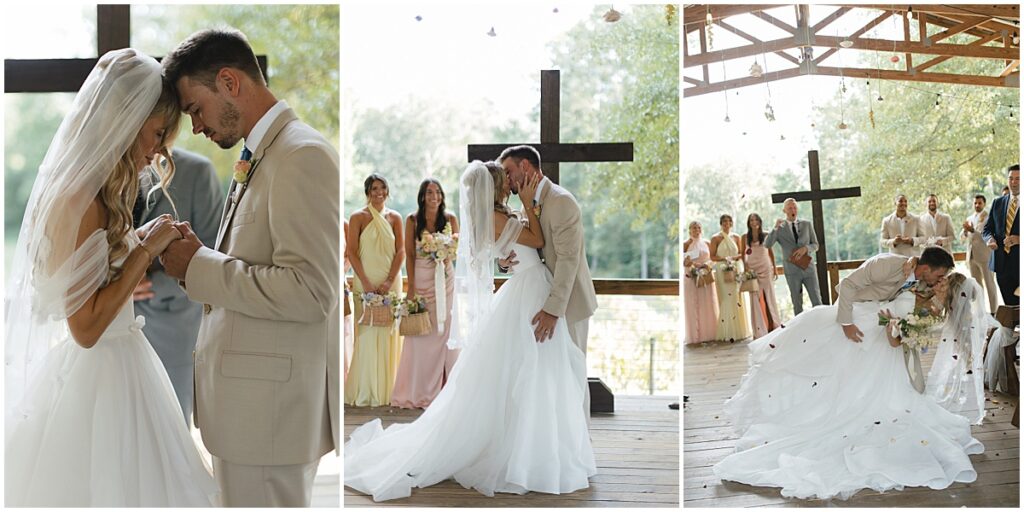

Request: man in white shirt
left=880, top=194, right=920, bottom=257
left=918, top=194, right=955, bottom=255
left=961, top=194, right=998, bottom=312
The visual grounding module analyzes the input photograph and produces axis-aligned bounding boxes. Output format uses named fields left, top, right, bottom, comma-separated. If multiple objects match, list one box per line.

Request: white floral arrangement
left=417, top=224, right=459, bottom=267
left=879, top=307, right=945, bottom=351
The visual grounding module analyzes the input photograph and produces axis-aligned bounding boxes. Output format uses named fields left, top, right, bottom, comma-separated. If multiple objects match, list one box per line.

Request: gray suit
left=764, top=218, right=822, bottom=315
left=134, top=148, right=223, bottom=422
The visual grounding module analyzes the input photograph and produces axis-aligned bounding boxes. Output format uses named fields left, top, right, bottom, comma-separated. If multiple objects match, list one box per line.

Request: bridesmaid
left=391, top=179, right=460, bottom=409
left=343, top=219, right=353, bottom=381
left=684, top=221, right=719, bottom=344
left=345, top=173, right=405, bottom=407
left=739, top=213, right=781, bottom=339
left=709, top=214, right=751, bottom=342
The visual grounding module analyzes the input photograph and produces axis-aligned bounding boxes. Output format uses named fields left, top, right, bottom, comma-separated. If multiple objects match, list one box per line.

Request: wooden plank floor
left=683, top=338, right=1020, bottom=507
left=344, top=395, right=679, bottom=507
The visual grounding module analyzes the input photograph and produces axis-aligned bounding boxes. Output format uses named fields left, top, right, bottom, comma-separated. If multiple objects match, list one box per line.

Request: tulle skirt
left=713, top=303, right=983, bottom=500
left=5, top=329, right=217, bottom=507
left=344, top=263, right=596, bottom=501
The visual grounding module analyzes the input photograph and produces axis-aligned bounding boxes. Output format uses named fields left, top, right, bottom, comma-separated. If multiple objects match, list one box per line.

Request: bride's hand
left=520, top=172, right=541, bottom=203
left=136, top=213, right=171, bottom=239
left=140, top=216, right=182, bottom=258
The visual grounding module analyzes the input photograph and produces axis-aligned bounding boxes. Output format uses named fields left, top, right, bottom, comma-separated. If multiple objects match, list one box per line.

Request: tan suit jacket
left=880, top=212, right=921, bottom=257
left=962, top=210, right=991, bottom=264
left=835, top=253, right=912, bottom=325
left=185, top=108, right=340, bottom=466
left=535, top=179, right=597, bottom=324
left=918, top=211, right=955, bottom=254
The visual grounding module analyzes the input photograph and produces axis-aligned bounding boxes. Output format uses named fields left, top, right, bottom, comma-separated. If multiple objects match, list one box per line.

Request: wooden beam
left=467, top=143, right=634, bottom=164
left=750, top=10, right=797, bottom=34
left=348, top=276, right=680, bottom=296
left=812, top=7, right=851, bottom=32
left=683, top=76, right=706, bottom=86
left=1000, top=60, right=1020, bottom=78
left=5, top=56, right=270, bottom=93
left=814, top=35, right=1018, bottom=60
left=843, top=4, right=1019, bottom=20
left=922, top=13, right=1000, bottom=38
left=683, top=4, right=785, bottom=31
left=97, top=5, right=130, bottom=54
left=698, top=25, right=709, bottom=83
left=914, top=31, right=1003, bottom=73
left=814, top=10, right=892, bottom=65
left=816, top=65, right=1019, bottom=88
left=682, top=66, right=804, bottom=98
left=903, top=11, right=913, bottom=71
left=715, top=19, right=799, bottom=65
left=928, top=15, right=992, bottom=44
left=771, top=187, right=862, bottom=203
left=685, top=37, right=798, bottom=68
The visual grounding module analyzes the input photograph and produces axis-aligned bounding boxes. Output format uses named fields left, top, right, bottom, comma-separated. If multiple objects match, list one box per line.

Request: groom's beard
left=214, top=101, right=243, bottom=149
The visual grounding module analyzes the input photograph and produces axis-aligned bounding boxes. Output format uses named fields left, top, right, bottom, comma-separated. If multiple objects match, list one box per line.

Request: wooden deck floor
left=344, top=395, right=679, bottom=507
left=683, top=338, right=1020, bottom=507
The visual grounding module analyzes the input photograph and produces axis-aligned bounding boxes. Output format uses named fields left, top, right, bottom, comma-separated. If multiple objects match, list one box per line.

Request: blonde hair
left=486, top=161, right=512, bottom=216
left=103, top=79, right=181, bottom=282
left=942, top=272, right=968, bottom=313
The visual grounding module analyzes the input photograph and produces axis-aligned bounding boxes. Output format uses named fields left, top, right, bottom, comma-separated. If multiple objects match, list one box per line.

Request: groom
left=160, top=29, right=340, bottom=507
left=835, top=246, right=954, bottom=343
left=499, top=145, right=598, bottom=423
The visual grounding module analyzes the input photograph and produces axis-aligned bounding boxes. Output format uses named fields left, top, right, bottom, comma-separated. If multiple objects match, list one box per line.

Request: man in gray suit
left=764, top=198, right=822, bottom=315
left=133, top=147, right=224, bottom=422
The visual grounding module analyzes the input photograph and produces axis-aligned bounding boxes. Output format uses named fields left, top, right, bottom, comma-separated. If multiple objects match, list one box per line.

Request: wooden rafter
left=683, top=4, right=1020, bottom=97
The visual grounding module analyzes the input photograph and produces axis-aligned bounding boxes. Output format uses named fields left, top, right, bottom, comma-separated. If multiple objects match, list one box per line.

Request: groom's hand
left=498, top=250, right=519, bottom=272
left=160, top=222, right=203, bottom=280
left=841, top=323, right=864, bottom=343
left=532, top=310, right=558, bottom=342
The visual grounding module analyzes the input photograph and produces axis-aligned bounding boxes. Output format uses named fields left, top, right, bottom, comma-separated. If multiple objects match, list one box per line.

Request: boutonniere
left=532, top=204, right=542, bottom=218
left=233, top=157, right=260, bottom=184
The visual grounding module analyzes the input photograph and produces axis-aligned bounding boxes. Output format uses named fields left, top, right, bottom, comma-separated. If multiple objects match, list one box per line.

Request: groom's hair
left=919, top=247, right=954, bottom=270
left=162, top=29, right=265, bottom=90
left=498, top=145, right=541, bottom=170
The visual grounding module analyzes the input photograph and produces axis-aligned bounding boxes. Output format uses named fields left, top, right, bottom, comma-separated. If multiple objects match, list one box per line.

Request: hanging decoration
left=721, top=57, right=731, bottom=122
left=665, top=5, right=676, bottom=26
left=487, top=27, right=497, bottom=37
left=704, top=6, right=714, bottom=48
left=749, top=60, right=763, bottom=78
left=603, top=7, right=622, bottom=23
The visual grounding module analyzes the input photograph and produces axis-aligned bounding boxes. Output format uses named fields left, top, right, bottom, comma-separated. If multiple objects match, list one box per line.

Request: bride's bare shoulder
left=75, top=198, right=107, bottom=247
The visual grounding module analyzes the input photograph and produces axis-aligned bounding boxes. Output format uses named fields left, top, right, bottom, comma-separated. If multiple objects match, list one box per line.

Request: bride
left=714, top=269, right=991, bottom=500
left=344, top=161, right=597, bottom=501
left=5, top=49, right=216, bottom=506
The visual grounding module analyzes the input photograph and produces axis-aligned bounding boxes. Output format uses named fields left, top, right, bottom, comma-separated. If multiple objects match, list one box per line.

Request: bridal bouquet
left=359, top=291, right=400, bottom=327
left=878, top=308, right=945, bottom=351
left=417, top=224, right=459, bottom=268
left=397, top=295, right=433, bottom=336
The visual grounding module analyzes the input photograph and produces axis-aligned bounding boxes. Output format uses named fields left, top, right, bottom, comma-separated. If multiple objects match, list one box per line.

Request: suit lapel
left=214, top=108, right=299, bottom=251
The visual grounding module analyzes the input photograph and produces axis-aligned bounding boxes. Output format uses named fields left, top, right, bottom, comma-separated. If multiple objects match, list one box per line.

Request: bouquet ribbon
left=902, top=344, right=925, bottom=393
left=434, top=260, right=446, bottom=333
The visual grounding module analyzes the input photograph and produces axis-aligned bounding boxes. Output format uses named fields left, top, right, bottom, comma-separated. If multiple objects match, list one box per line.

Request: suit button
left=203, top=304, right=212, bottom=315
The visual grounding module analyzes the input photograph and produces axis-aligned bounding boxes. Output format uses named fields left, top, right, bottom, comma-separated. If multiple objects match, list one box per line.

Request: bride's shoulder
left=75, top=199, right=108, bottom=244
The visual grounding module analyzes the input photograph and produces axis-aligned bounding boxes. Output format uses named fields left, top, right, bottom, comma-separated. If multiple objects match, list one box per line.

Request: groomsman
left=132, top=148, right=223, bottom=422
left=880, top=194, right=920, bottom=257
left=764, top=198, right=822, bottom=315
left=984, top=164, right=1020, bottom=305
left=961, top=194, right=998, bottom=312
left=918, top=194, right=955, bottom=255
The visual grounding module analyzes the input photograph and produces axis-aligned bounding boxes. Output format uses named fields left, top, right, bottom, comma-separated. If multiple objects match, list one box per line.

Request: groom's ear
left=217, top=68, right=243, bottom=98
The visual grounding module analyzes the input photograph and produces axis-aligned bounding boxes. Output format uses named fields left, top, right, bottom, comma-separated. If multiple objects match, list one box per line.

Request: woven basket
left=399, top=311, right=433, bottom=336
left=695, top=273, right=715, bottom=288
left=722, top=269, right=737, bottom=284
left=358, top=303, right=394, bottom=327
left=739, top=278, right=760, bottom=293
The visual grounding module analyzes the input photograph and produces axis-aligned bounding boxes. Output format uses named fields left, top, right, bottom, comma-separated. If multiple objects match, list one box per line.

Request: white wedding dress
left=713, top=292, right=983, bottom=500
left=5, top=232, right=217, bottom=507
left=345, top=227, right=597, bottom=501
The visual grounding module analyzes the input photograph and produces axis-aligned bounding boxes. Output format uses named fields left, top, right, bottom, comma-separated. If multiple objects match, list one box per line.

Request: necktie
left=791, top=221, right=799, bottom=243
left=1006, top=196, right=1017, bottom=253
left=900, top=279, right=918, bottom=292
left=533, top=198, right=544, bottom=262
left=131, top=186, right=147, bottom=228
left=240, top=146, right=252, bottom=162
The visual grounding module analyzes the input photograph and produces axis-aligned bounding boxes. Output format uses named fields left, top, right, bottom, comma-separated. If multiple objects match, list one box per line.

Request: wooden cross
left=5, top=5, right=267, bottom=93
left=770, top=150, right=861, bottom=305
left=467, top=70, right=634, bottom=184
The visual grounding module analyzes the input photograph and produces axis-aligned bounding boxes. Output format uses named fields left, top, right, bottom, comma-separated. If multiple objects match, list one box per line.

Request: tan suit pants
left=213, top=456, right=319, bottom=507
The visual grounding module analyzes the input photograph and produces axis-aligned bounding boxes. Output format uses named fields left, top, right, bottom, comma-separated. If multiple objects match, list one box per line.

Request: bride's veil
left=447, top=161, right=497, bottom=350
left=5, top=49, right=163, bottom=422
left=925, top=277, right=995, bottom=425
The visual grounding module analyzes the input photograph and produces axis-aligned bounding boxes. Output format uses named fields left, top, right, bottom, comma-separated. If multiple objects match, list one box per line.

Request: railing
left=346, top=276, right=680, bottom=296
left=771, top=251, right=969, bottom=303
